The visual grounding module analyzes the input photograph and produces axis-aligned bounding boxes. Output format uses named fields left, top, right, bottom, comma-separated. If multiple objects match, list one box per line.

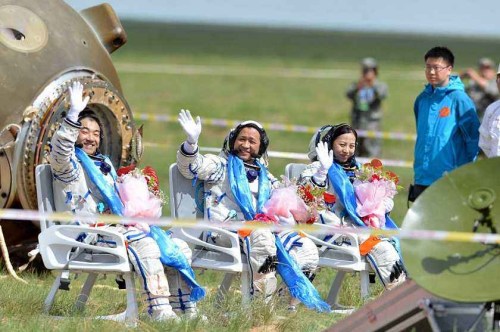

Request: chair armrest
left=307, top=224, right=360, bottom=246
left=39, top=225, right=130, bottom=272
left=304, top=224, right=361, bottom=260
left=170, top=225, right=240, bottom=255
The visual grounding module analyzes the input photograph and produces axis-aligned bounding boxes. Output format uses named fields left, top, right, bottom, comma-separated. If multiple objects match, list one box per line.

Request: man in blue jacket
left=409, top=46, right=480, bottom=202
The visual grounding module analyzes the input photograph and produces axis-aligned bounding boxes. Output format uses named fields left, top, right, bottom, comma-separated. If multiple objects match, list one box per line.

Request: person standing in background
left=346, top=57, right=388, bottom=157
left=462, top=57, right=499, bottom=121
left=409, top=46, right=480, bottom=202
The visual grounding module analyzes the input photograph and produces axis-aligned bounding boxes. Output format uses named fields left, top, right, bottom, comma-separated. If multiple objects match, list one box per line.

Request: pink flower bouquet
left=354, top=159, right=400, bottom=228
left=116, top=165, right=166, bottom=232
left=263, top=181, right=336, bottom=225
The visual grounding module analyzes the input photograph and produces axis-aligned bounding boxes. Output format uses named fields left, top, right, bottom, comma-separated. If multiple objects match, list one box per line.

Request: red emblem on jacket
left=439, top=106, right=450, bottom=117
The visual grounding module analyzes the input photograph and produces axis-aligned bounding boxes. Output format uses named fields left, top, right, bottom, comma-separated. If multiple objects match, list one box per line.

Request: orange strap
left=237, top=220, right=281, bottom=238
left=237, top=229, right=253, bottom=238
left=237, top=221, right=260, bottom=238
left=359, top=235, right=381, bottom=256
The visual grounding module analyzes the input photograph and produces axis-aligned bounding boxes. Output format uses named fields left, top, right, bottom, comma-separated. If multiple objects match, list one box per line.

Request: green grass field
left=2, top=21, right=499, bottom=331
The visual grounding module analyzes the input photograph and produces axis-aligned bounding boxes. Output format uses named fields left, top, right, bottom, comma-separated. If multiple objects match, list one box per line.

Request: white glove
left=366, top=240, right=406, bottom=290
left=313, top=141, right=333, bottom=183
left=67, top=81, right=90, bottom=123
left=178, top=109, right=201, bottom=144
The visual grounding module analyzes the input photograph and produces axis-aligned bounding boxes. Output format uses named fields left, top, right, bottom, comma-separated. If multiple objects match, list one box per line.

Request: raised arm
left=48, top=82, right=89, bottom=183
left=176, top=109, right=225, bottom=183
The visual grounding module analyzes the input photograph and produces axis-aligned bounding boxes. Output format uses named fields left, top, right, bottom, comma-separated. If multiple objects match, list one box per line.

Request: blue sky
left=65, top=0, right=500, bottom=38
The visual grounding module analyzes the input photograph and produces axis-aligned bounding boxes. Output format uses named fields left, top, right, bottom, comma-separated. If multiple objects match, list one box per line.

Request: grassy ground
left=2, top=21, right=499, bottom=331
left=0, top=268, right=381, bottom=332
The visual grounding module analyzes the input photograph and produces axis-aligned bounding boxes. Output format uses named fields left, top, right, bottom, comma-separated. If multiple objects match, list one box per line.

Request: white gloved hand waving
left=67, top=81, right=90, bottom=123
left=178, top=109, right=202, bottom=144
left=313, top=141, right=333, bottom=183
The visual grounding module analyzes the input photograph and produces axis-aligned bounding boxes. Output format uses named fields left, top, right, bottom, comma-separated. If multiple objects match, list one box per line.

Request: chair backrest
left=35, top=164, right=56, bottom=231
left=169, top=163, right=205, bottom=240
left=169, top=163, right=204, bottom=219
left=169, top=163, right=245, bottom=272
left=285, top=163, right=307, bottom=181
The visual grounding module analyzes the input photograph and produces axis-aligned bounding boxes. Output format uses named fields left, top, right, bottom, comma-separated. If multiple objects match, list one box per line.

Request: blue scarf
left=75, top=147, right=123, bottom=215
left=149, top=226, right=206, bottom=302
left=275, top=235, right=331, bottom=312
left=227, top=154, right=271, bottom=220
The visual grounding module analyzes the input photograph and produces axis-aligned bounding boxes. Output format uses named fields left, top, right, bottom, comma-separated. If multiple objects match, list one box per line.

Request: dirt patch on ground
left=249, top=325, right=279, bottom=332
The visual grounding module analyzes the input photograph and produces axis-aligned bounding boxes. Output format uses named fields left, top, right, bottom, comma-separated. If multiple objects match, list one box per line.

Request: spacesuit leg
left=165, top=238, right=205, bottom=320
left=242, top=229, right=278, bottom=302
left=361, top=236, right=406, bottom=290
left=126, top=230, right=178, bottom=321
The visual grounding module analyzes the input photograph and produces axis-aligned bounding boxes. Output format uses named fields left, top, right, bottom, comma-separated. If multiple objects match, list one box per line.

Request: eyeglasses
left=425, top=65, right=450, bottom=73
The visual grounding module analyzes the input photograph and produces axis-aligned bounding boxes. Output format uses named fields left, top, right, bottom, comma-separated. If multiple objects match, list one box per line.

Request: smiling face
left=332, top=132, right=357, bottom=163
left=425, top=57, right=452, bottom=88
left=76, top=117, right=101, bottom=155
left=233, top=127, right=261, bottom=162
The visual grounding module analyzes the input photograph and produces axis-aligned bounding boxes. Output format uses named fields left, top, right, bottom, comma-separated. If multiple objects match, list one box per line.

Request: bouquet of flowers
left=116, top=165, right=166, bottom=230
left=296, top=183, right=336, bottom=224
left=262, top=179, right=336, bottom=225
left=353, top=159, right=400, bottom=228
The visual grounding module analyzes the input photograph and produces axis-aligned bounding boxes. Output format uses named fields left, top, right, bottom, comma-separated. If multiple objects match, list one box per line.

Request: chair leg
left=44, top=273, right=62, bottom=314
left=123, top=272, right=138, bottom=327
left=75, top=273, right=98, bottom=311
left=215, top=273, right=236, bottom=305
left=93, top=272, right=138, bottom=325
left=360, top=270, right=370, bottom=299
left=326, top=270, right=346, bottom=306
left=240, top=272, right=251, bottom=306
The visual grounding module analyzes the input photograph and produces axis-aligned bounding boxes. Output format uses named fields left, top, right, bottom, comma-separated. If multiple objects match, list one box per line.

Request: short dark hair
left=78, top=109, right=101, bottom=128
left=424, top=46, right=455, bottom=67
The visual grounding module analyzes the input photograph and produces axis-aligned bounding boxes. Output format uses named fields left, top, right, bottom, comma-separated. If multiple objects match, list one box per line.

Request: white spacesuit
left=300, top=124, right=406, bottom=290
left=176, top=110, right=319, bottom=302
left=48, top=82, right=198, bottom=321
left=479, top=99, right=500, bottom=158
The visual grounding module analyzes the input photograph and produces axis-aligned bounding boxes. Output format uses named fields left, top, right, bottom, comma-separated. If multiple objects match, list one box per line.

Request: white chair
left=35, top=164, right=138, bottom=325
left=168, top=163, right=251, bottom=304
left=285, top=163, right=371, bottom=306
